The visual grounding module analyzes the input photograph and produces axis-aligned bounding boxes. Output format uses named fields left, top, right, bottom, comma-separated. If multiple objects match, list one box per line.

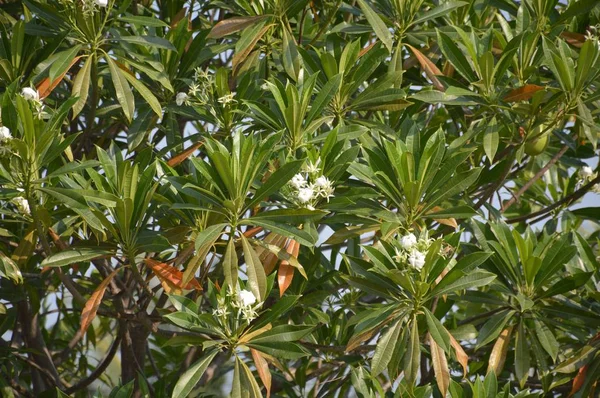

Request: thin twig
left=65, top=335, right=121, bottom=394
left=501, top=145, right=569, bottom=212
left=507, top=174, right=600, bottom=224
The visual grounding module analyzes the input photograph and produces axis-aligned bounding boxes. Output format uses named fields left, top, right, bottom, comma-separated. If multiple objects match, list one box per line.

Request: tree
left=0, top=0, right=599, bottom=396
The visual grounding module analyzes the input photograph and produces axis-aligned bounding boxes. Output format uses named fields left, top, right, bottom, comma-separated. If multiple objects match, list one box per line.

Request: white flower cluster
left=177, top=67, right=219, bottom=107
left=212, top=287, right=261, bottom=326
left=81, top=0, right=107, bottom=15
left=393, top=232, right=435, bottom=271
left=20, top=87, right=45, bottom=119
left=0, top=126, right=12, bottom=157
left=288, top=158, right=334, bottom=209
left=12, top=196, right=31, bottom=216
left=578, top=166, right=600, bottom=194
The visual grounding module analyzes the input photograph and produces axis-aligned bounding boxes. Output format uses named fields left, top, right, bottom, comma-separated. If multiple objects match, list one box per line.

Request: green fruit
left=524, top=132, right=549, bottom=156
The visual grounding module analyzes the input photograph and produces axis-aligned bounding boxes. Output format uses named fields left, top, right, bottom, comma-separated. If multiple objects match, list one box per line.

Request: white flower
left=592, top=183, right=600, bottom=194
left=580, top=166, right=594, bottom=179
left=94, top=0, right=108, bottom=6
left=400, top=233, right=417, bottom=250
left=238, top=289, right=256, bottom=307
left=314, top=176, right=330, bottom=188
left=408, top=250, right=426, bottom=270
left=13, top=196, right=30, bottom=216
left=304, top=158, right=321, bottom=174
left=0, top=126, right=12, bottom=143
left=218, top=93, right=236, bottom=105
left=175, top=92, right=188, bottom=106
left=21, top=87, right=39, bottom=101
left=297, top=187, right=314, bottom=203
left=290, top=173, right=307, bottom=189
left=393, top=248, right=403, bottom=263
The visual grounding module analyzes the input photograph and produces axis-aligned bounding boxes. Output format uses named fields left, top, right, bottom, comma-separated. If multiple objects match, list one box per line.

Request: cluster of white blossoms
left=212, top=287, right=261, bottom=327
left=578, top=166, right=600, bottom=194
left=20, top=87, right=45, bottom=119
left=393, top=232, right=435, bottom=271
left=80, top=0, right=108, bottom=15
left=12, top=196, right=31, bottom=216
left=0, top=126, right=12, bottom=157
left=288, top=158, right=334, bottom=209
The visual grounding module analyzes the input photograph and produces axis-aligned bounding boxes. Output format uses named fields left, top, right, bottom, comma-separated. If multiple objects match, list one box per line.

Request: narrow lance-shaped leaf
left=241, top=234, right=267, bottom=301
left=371, top=320, right=402, bottom=376
left=357, top=0, right=393, bottom=52
left=171, top=349, right=219, bottom=398
left=429, top=334, right=450, bottom=397
left=80, top=268, right=121, bottom=334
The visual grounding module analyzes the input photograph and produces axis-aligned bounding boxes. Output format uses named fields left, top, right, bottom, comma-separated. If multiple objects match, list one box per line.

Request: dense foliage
left=1, top=0, right=600, bottom=397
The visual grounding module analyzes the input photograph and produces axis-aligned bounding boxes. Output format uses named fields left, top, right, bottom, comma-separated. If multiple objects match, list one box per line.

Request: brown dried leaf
left=449, top=333, right=469, bottom=377
left=278, top=240, right=299, bottom=296
left=208, top=16, right=268, bottom=39
left=144, top=258, right=202, bottom=293
left=503, top=84, right=544, bottom=102
left=251, top=348, right=272, bottom=398
left=569, top=365, right=588, bottom=397
left=167, top=142, right=204, bottom=167
left=37, top=56, right=82, bottom=99
left=429, top=334, right=450, bottom=397
left=407, top=44, right=444, bottom=91
left=561, top=32, right=586, bottom=48
left=80, top=268, right=120, bottom=334
left=487, top=325, right=514, bottom=375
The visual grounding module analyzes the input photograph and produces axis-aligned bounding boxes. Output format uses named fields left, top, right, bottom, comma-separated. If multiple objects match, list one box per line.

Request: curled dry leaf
left=487, top=325, right=514, bottom=375
left=80, top=268, right=120, bottom=335
left=449, top=332, right=469, bottom=377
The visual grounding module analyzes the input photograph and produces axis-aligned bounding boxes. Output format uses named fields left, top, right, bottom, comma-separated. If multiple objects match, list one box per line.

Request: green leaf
left=437, top=29, right=477, bottom=81
left=223, top=238, right=238, bottom=291
left=357, top=0, right=393, bottom=52
left=245, top=160, right=303, bottom=211
left=0, top=252, right=23, bottom=283
left=476, top=310, right=515, bottom=349
left=118, top=15, right=169, bottom=27
left=282, top=28, right=300, bottom=81
left=424, top=308, right=451, bottom=353
left=514, top=321, right=529, bottom=388
left=106, top=55, right=134, bottom=121
left=171, top=349, right=219, bottom=398
left=246, top=341, right=308, bottom=359
left=49, top=45, right=81, bottom=82
left=194, top=223, right=226, bottom=252
left=121, top=69, right=163, bottom=117
left=371, top=320, right=402, bottom=376
left=411, top=1, right=468, bottom=26
left=483, top=117, right=499, bottom=163
left=250, top=324, right=314, bottom=343
left=404, top=317, right=420, bottom=384
left=433, top=270, right=496, bottom=296
left=240, top=234, right=267, bottom=301
left=533, top=319, right=558, bottom=362
left=538, top=272, right=593, bottom=299
left=240, top=218, right=315, bottom=247
left=40, top=248, right=114, bottom=267
left=72, top=55, right=92, bottom=118
left=117, top=36, right=176, bottom=51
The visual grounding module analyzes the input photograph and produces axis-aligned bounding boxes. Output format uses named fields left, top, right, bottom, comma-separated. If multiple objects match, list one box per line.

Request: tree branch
left=501, top=145, right=569, bottom=212
left=506, top=174, right=600, bottom=224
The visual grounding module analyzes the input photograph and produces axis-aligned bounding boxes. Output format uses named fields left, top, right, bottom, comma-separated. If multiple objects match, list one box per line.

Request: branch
left=506, top=174, right=600, bottom=224
left=501, top=145, right=569, bottom=212
left=64, top=335, right=121, bottom=394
